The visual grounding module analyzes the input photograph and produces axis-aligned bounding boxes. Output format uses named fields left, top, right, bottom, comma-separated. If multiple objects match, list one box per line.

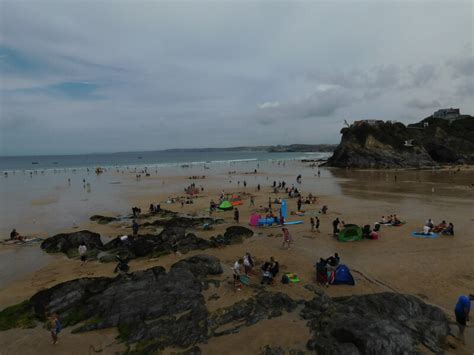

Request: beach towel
left=411, top=231, right=438, bottom=239
left=240, top=274, right=250, bottom=286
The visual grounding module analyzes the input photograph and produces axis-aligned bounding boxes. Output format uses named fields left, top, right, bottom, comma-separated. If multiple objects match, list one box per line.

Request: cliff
left=327, top=115, right=474, bottom=168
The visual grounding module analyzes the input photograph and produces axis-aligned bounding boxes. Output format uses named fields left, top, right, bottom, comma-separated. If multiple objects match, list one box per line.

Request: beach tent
left=332, top=264, right=355, bottom=285
left=218, top=200, right=233, bottom=211
left=249, top=213, right=261, bottom=226
left=338, top=224, right=363, bottom=242
left=230, top=195, right=243, bottom=206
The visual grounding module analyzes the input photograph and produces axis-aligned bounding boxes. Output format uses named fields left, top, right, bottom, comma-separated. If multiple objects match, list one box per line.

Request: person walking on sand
left=48, top=314, right=62, bottom=345
left=78, top=242, right=87, bottom=265
left=310, top=217, right=315, bottom=231
left=282, top=227, right=293, bottom=249
left=250, top=197, right=255, bottom=207
left=234, top=208, right=240, bottom=223
left=454, top=294, right=473, bottom=344
left=315, top=216, right=320, bottom=233
left=257, top=184, right=260, bottom=192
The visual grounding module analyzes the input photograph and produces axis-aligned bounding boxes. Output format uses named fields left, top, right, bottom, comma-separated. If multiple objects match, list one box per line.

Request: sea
left=0, top=150, right=331, bottom=171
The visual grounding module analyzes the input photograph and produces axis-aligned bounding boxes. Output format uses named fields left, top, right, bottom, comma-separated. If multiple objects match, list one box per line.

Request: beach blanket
left=285, top=273, right=301, bottom=283
left=411, top=231, right=438, bottom=239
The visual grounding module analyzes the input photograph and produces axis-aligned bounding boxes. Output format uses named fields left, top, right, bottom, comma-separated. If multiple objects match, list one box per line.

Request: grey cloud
left=448, top=57, right=474, bottom=78
left=406, top=98, right=441, bottom=110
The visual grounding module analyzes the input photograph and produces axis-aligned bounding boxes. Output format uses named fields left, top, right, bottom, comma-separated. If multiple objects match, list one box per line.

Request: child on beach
left=78, top=243, right=87, bottom=265
left=232, top=258, right=243, bottom=291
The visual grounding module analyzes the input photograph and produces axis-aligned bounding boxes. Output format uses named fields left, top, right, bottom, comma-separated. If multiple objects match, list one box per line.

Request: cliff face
left=328, top=115, right=474, bottom=168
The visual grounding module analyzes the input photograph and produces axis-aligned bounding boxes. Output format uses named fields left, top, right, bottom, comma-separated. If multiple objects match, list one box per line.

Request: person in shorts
left=454, top=294, right=473, bottom=344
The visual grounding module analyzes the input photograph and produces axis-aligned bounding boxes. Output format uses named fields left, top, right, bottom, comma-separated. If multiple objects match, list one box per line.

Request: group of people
left=232, top=254, right=281, bottom=290
left=148, top=203, right=161, bottom=213
left=315, top=253, right=340, bottom=287
left=131, top=206, right=142, bottom=218
left=424, top=219, right=454, bottom=235
left=380, top=215, right=402, bottom=226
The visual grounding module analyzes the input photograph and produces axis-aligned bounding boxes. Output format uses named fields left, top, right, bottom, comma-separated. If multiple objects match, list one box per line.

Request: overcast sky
left=1, top=1, right=473, bottom=155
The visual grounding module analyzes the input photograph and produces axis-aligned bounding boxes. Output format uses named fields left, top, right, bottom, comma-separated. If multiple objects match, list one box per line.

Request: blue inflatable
left=258, top=217, right=281, bottom=226
left=332, top=264, right=355, bottom=285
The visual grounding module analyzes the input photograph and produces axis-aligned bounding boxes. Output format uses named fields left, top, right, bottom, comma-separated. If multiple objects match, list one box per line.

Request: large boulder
left=210, top=226, right=254, bottom=247
left=40, top=230, right=103, bottom=256
left=301, top=292, right=450, bottom=354
left=103, top=227, right=211, bottom=260
left=171, top=255, right=223, bottom=279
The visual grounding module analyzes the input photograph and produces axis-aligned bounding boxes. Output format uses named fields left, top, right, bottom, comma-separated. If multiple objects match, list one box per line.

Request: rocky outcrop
left=328, top=115, right=474, bottom=168
left=301, top=292, right=449, bottom=354
left=142, top=216, right=223, bottom=229
left=0, top=256, right=296, bottom=353
left=89, top=215, right=118, bottom=224
left=40, top=230, right=103, bottom=256
left=100, top=226, right=254, bottom=261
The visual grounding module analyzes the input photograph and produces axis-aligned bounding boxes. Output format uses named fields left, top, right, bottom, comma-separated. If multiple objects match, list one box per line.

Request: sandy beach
left=1, top=160, right=473, bottom=354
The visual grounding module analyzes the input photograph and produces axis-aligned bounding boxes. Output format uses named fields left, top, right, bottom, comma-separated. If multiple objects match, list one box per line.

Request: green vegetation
left=0, top=300, right=36, bottom=330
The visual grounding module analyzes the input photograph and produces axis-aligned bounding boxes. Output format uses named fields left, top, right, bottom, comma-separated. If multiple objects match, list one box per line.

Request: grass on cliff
left=0, top=300, right=37, bottom=330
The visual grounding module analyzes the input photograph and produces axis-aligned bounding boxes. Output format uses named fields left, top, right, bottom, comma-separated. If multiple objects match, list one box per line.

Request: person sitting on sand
left=442, top=222, right=454, bottom=236
left=10, top=229, right=20, bottom=241
left=386, top=215, right=393, bottom=224
left=380, top=216, right=387, bottom=224
left=433, top=220, right=447, bottom=233
left=423, top=224, right=431, bottom=235
left=316, top=258, right=328, bottom=285
left=392, top=214, right=402, bottom=226
left=426, top=218, right=434, bottom=230
left=261, top=257, right=279, bottom=285
left=149, top=204, right=155, bottom=212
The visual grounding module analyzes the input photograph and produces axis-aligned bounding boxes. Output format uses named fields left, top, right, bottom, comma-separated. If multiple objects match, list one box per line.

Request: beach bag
left=281, top=274, right=289, bottom=284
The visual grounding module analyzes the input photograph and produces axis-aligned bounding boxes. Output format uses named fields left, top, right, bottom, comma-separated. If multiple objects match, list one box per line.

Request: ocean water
left=0, top=150, right=331, bottom=171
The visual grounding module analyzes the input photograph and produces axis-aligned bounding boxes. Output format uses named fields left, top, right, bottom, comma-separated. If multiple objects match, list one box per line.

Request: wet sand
left=1, top=161, right=473, bottom=354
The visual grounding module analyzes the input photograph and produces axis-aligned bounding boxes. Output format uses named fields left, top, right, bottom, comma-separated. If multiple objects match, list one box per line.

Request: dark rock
left=171, top=255, right=223, bottom=279
left=102, top=227, right=211, bottom=260
left=261, top=345, right=285, bottom=355
left=142, top=216, right=223, bottom=229
left=208, top=292, right=297, bottom=337
left=301, top=292, right=449, bottom=354
left=40, top=230, right=103, bottom=256
left=1, top=255, right=298, bottom=353
left=210, top=226, right=254, bottom=247
left=89, top=215, right=118, bottom=224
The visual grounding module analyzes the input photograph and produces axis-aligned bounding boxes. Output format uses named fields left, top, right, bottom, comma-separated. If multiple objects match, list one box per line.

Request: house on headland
left=432, top=108, right=461, bottom=121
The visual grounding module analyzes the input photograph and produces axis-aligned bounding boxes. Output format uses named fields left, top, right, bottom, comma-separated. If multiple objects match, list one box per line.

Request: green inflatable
left=218, top=200, right=233, bottom=211
left=338, top=224, right=363, bottom=242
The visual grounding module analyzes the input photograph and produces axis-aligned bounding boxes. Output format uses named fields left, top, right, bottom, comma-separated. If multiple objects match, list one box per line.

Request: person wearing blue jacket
left=455, top=294, right=474, bottom=344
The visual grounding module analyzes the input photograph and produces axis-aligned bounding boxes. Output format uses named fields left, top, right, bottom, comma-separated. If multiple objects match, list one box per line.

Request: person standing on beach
left=257, top=184, right=260, bottom=192
left=78, top=243, right=87, bottom=265
left=233, top=258, right=243, bottom=291
left=282, top=227, right=292, bottom=249
left=332, top=218, right=340, bottom=236
left=297, top=198, right=302, bottom=212
left=310, top=217, right=315, bottom=231
left=268, top=197, right=272, bottom=210
left=243, top=180, right=247, bottom=188
left=48, top=314, right=61, bottom=345
left=234, top=208, right=240, bottom=223
left=315, top=216, right=320, bottom=233
left=454, top=294, right=473, bottom=344
left=132, top=220, right=139, bottom=236
left=250, top=197, right=255, bottom=207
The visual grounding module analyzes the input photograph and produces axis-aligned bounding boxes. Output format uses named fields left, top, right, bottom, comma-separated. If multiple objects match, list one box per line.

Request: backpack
left=281, top=274, right=289, bottom=284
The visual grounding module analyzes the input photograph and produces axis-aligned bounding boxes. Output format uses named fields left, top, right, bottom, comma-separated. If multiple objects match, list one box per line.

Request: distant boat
left=53, top=162, right=58, bottom=164
left=32, top=162, right=39, bottom=165
left=138, top=156, right=143, bottom=159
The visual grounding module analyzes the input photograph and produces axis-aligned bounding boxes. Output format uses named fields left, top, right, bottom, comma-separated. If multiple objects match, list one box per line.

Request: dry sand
left=1, top=163, right=473, bottom=354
